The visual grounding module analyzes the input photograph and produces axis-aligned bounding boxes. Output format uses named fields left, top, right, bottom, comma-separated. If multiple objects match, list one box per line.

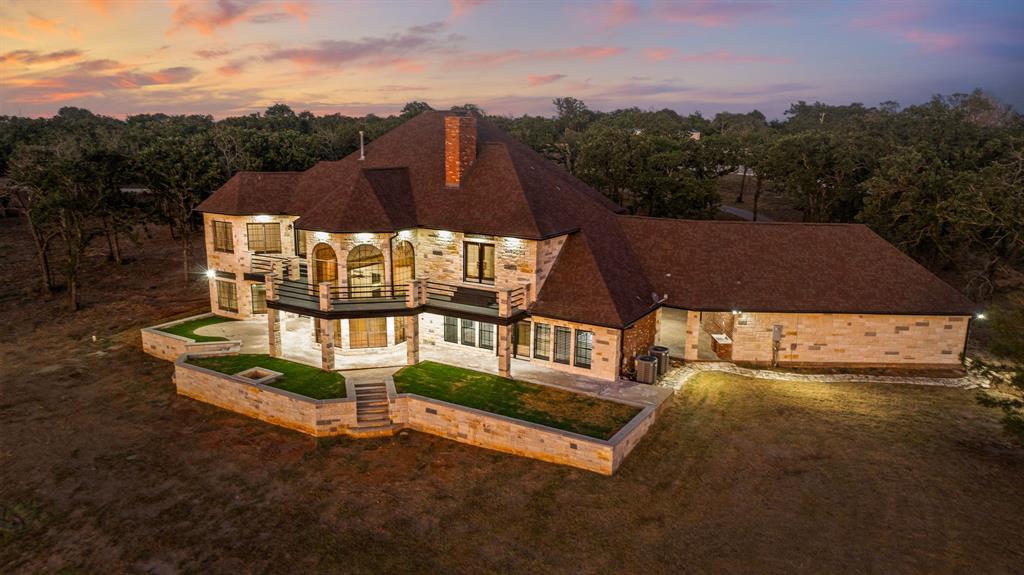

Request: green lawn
left=187, top=354, right=346, bottom=399
left=157, top=315, right=237, bottom=343
left=393, top=361, right=640, bottom=439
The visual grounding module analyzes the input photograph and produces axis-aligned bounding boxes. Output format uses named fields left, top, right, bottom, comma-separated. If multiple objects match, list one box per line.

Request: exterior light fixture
left=398, top=229, right=413, bottom=240
left=732, top=310, right=741, bottom=315
left=438, top=230, right=453, bottom=239
left=205, top=269, right=216, bottom=279
left=355, top=233, right=374, bottom=242
left=255, top=214, right=273, bottom=223
left=314, top=231, right=330, bottom=242
left=975, top=313, right=986, bottom=320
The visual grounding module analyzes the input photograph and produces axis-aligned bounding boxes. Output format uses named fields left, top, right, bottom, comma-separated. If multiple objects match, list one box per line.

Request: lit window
left=247, top=222, right=281, bottom=254
left=463, top=241, right=495, bottom=284
left=349, top=317, right=387, bottom=348
left=574, top=330, right=593, bottom=369
left=553, top=326, right=571, bottom=365
left=216, top=280, right=238, bottom=313
left=533, top=324, right=551, bottom=361
left=212, top=221, right=233, bottom=253
left=251, top=284, right=266, bottom=314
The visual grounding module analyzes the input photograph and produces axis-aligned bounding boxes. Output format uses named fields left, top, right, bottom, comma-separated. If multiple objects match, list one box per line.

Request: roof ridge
left=618, top=214, right=868, bottom=227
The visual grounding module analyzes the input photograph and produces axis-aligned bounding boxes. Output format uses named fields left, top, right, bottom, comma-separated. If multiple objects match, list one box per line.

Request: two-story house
left=196, top=111, right=976, bottom=383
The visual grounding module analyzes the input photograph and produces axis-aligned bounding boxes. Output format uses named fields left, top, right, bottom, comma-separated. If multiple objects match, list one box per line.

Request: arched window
left=392, top=240, right=415, bottom=287
left=347, top=244, right=384, bottom=298
left=312, top=243, right=337, bottom=285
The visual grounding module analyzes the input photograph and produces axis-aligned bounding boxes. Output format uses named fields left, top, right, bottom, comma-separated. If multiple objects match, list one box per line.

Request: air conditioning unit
left=636, top=355, right=658, bottom=384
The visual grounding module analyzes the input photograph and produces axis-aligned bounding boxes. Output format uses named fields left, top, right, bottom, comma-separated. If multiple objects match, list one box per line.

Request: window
left=533, top=323, right=551, bottom=361
left=479, top=323, right=495, bottom=350
left=392, top=240, right=415, bottom=287
left=461, top=319, right=476, bottom=347
left=574, top=330, right=593, bottom=369
left=349, top=317, right=388, bottom=348
left=246, top=222, right=281, bottom=253
left=463, top=241, right=495, bottom=284
left=347, top=244, right=384, bottom=298
left=216, top=280, right=237, bottom=312
left=251, top=284, right=266, bottom=314
left=212, top=221, right=233, bottom=253
left=553, top=327, right=571, bottom=365
left=514, top=321, right=531, bottom=358
left=443, top=316, right=458, bottom=343
left=294, top=229, right=308, bottom=257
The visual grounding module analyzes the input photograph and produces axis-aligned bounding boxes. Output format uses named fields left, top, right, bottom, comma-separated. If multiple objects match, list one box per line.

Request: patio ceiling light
left=314, top=231, right=330, bottom=241
left=355, top=233, right=374, bottom=242
left=255, top=214, right=273, bottom=223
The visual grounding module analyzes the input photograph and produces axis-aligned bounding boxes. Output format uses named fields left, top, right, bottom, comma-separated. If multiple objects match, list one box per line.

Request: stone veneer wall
left=391, top=394, right=658, bottom=475
left=417, top=229, right=538, bottom=291
left=620, top=309, right=660, bottom=374
left=174, top=357, right=357, bottom=436
left=534, top=235, right=568, bottom=294
left=173, top=355, right=661, bottom=475
left=729, top=312, right=970, bottom=367
left=527, top=315, right=621, bottom=381
left=141, top=314, right=240, bottom=361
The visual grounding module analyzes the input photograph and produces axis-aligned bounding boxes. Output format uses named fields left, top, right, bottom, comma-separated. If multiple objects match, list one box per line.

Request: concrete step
left=358, top=405, right=388, bottom=414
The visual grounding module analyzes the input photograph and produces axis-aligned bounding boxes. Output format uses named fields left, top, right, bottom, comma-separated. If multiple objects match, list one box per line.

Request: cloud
left=168, top=0, right=311, bottom=35
left=449, top=0, right=487, bottom=19
left=568, top=0, right=641, bottom=29
left=449, top=45, right=626, bottom=68
left=527, top=74, right=566, bottom=86
left=75, top=59, right=121, bottom=72
left=195, top=48, right=234, bottom=59
left=0, top=49, right=82, bottom=66
left=217, top=60, right=247, bottom=76
left=849, top=4, right=966, bottom=54
left=264, top=22, right=452, bottom=71
left=4, top=64, right=200, bottom=106
left=652, top=1, right=775, bottom=27
left=644, top=48, right=791, bottom=64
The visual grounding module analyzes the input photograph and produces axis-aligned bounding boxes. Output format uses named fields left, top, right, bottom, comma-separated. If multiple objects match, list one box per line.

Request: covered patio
left=191, top=314, right=669, bottom=407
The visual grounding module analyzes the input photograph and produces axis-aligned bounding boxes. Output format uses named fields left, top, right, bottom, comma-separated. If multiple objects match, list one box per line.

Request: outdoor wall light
left=732, top=310, right=742, bottom=315
left=438, top=230, right=453, bottom=239
left=398, top=229, right=413, bottom=240
left=355, top=232, right=374, bottom=242
left=503, top=237, right=522, bottom=247
left=255, top=214, right=273, bottom=223
left=975, top=313, right=986, bottom=320
left=205, top=269, right=216, bottom=279
left=314, top=231, right=330, bottom=242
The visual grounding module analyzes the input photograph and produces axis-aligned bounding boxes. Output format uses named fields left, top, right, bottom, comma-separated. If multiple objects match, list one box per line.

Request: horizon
left=1, top=0, right=1023, bottom=120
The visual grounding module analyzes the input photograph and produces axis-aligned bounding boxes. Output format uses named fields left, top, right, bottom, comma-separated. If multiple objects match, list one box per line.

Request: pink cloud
left=901, top=30, right=964, bottom=53
left=5, top=65, right=200, bottom=105
left=168, top=0, right=310, bottom=35
left=449, top=45, right=625, bottom=68
left=527, top=73, right=566, bottom=86
left=850, top=5, right=965, bottom=54
left=568, top=0, right=641, bottom=29
left=652, top=1, right=775, bottom=27
left=450, top=0, right=487, bottom=19
left=0, top=49, right=82, bottom=66
left=644, top=48, right=789, bottom=64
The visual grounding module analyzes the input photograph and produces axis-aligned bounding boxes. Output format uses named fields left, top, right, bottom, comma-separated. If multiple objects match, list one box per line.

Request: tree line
left=1, top=92, right=1022, bottom=313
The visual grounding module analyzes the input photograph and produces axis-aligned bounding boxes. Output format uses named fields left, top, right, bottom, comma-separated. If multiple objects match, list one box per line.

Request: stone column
left=405, top=315, right=419, bottom=366
left=497, top=289, right=511, bottom=318
left=684, top=310, right=701, bottom=362
left=497, top=324, right=512, bottom=378
left=318, top=282, right=334, bottom=370
left=287, top=256, right=301, bottom=281
left=265, top=273, right=281, bottom=357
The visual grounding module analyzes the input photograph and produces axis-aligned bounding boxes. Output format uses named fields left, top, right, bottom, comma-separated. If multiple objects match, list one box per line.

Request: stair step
left=354, top=382, right=386, bottom=387
left=358, top=405, right=388, bottom=413
left=357, top=401, right=388, bottom=408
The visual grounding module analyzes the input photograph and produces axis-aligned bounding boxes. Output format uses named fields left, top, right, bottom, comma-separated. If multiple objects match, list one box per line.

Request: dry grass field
left=1, top=216, right=1022, bottom=574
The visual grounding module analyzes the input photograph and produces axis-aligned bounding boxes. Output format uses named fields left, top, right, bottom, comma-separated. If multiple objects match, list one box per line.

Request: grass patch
left=393, top=361, right=639, bottom=439
left=187, top=354, right=346, bottom=400
left=157, top=315, right=237, bottom=343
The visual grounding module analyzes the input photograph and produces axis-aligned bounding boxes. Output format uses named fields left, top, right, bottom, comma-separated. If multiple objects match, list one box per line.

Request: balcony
left=265, top=275, right=529, bottom=324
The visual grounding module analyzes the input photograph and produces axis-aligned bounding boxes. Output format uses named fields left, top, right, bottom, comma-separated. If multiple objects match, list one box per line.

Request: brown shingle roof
left=197, top=111, right=623, bottom=238
left=616, top=216, right=976, bottom=316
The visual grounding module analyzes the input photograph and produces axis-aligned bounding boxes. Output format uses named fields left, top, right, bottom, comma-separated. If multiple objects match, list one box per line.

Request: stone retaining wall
left=172, top=355, right=660, bottom=474
left=141, top=314, right=241, bottom=362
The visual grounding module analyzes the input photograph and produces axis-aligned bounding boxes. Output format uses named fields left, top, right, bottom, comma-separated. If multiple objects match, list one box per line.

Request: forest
left=1, top=92, right=1022, bottom=371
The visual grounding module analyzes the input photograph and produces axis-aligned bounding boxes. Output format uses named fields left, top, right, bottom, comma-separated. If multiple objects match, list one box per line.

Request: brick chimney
left=444, top=115, right=477, bottom=188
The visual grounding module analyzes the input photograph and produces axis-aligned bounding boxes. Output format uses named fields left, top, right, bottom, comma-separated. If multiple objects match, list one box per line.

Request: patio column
left=287, top=256, right=301, bottom=281
left=497, top=324, right=512, bottom=378
left=318, top=282, right=334, bottom=370
left=265, top=273, right=281, bottom=358
left=684, top=310, right=700, bottom=362
left=405, top=315, right=419, bottom=365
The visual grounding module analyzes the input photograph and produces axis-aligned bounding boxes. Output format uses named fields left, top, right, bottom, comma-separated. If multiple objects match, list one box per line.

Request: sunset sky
left=1, top=0, right=1022, bottom=119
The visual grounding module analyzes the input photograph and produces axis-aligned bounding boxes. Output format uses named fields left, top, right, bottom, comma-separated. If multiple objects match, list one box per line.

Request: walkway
left=658, top=361, right=989, bottom=391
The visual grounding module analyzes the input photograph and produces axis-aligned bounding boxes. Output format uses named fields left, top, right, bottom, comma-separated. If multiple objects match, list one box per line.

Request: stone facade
left=416, top=229, right=539, bottom=293
left=621, top=309, right=660, bottom=374
left=526, top=315, right=621, bottom=381
left=141, top=314, right=240, bottom=361
left=674, top=309, right=970, bottom=368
